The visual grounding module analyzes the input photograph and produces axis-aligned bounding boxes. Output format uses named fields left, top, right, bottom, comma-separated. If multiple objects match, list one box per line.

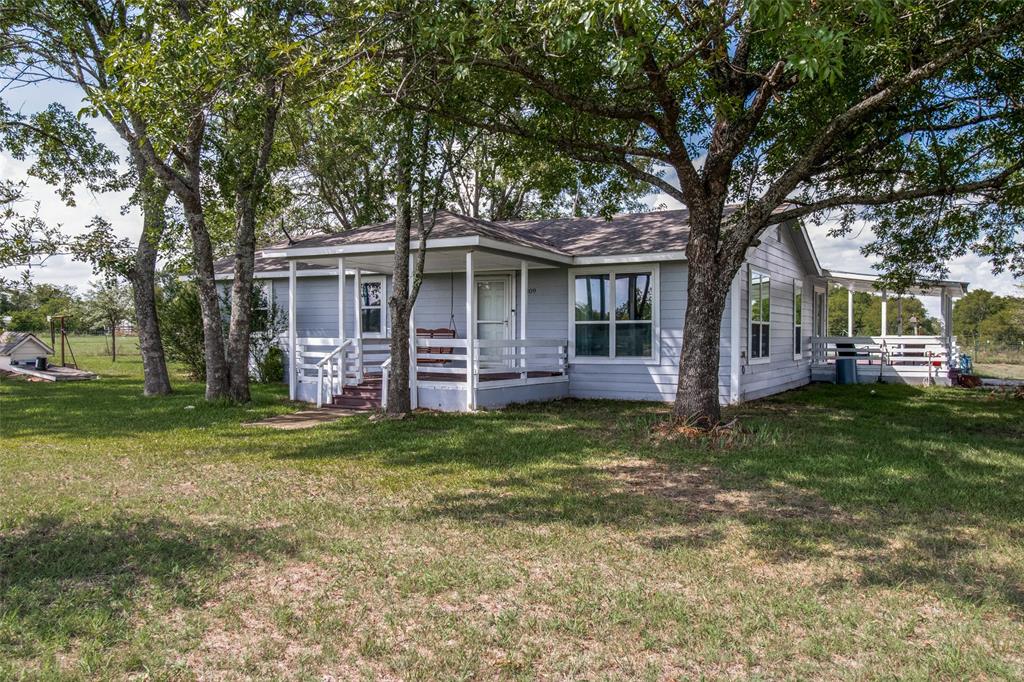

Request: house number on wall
left=528, top=288, right=538, bottom=295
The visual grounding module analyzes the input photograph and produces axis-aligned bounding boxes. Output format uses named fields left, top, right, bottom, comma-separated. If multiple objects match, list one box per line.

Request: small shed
left=0, top=332, right=54, bottom=368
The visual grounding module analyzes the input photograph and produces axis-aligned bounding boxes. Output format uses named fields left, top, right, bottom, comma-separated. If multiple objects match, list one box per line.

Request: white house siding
left=565, top=261, right=734, bottom=404
left=260, top=229, right=816, bottom=406
left=738, top=226, right=813, bottom=401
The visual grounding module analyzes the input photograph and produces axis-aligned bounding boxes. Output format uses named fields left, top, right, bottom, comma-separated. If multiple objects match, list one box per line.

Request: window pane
left=575, top=324, right=609, bottom=356
left=751, top=324, right=761, bottom=358
left=794, top=325, right=802, bottom=355
left=575, top=275, right=610, bottom=321
left=794, top=284, right=802, bottom=325
left=477, top=281, right=506, bottom=321
left=760, top=324, right=770, bottom=357
left=750, top=280, right=761, bottom=322
left=615, top=323, right=652, bottom=357
left=760, top=275, right=770, bottom=322
left=361, top=281, right=382, bottom=307
left=362, top=308, right=381, bottom=333
left=615, top=273, right=652, bottom=321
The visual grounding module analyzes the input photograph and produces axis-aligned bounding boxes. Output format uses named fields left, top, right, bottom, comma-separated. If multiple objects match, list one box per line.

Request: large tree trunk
left=129, top=175, right=173, bottom=396
left=672, top=210, right=736, bottom=426
left=225, top=93, right=280, bottom=403
left=225, top=197, right=256, bottom=403
left=386, top=109, right=415, bottom=415
left=183, top=197, right=231, bottom=401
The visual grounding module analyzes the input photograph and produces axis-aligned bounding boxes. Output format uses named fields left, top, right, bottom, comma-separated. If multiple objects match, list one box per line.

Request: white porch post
left=288, top=260, right=297, bottom=400
left=337, top=257, right=345, bottom=339
left=336, top=256, right=346, bottom=395
left=520, top=260, right=528, bottom=382
left=941, top=290, right=951, bottom=339
left=465, top=250, right=475, bottom=410
left=729, top=272, right=742, bottom=404
left=353, top=268, right=363, bottom=382
left=880, top=293, right=888, bottom=336
left=847, top=286, right=854, bottom=337
left=409, top=252, right=418, bottom=410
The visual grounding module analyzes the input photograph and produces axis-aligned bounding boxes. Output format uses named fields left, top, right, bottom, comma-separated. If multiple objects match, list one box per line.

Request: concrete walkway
left=244, top=407, right=362, bottom=430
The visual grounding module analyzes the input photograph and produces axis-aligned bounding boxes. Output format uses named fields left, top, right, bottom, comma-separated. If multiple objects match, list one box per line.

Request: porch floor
left=415, top=370, right=564, bottom=382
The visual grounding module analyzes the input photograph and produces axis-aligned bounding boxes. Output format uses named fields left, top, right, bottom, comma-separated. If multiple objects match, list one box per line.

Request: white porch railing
left=810, top=335, right=954, bottom=383
left=285, top=334, right=569, bottom=408
left=315, top=339, right=354, bottom=408
left=471, top=338, right=569, bottom=387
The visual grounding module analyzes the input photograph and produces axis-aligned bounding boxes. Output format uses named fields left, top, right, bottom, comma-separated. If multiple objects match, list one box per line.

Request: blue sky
left=2, top=80, right=1021, bottom=315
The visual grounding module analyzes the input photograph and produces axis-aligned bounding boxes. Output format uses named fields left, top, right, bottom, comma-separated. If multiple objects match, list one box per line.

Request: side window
left=749, top=269, right=770, bottom=361
left=793, top=280, right=803, bottom=358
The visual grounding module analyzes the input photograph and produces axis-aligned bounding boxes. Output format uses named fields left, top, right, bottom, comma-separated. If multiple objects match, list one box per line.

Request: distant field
left=30, top=333, right=141, bottom=362
left=975, top=363, right=1024, bottom=381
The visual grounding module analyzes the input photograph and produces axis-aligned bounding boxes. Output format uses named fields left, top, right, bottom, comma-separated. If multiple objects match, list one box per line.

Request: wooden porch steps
left=330, top=378, right=381, bottom=411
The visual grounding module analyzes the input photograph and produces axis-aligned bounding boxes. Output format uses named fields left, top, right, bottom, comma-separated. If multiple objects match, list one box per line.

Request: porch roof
left=821, top=269, right=968, bottom=297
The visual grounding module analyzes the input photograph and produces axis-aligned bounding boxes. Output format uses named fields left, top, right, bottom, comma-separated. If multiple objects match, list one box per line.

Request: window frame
left=748, top=267, right=771, bottom=365
left=793, top=279, right=803, bottom=360
left=567, top=264, right=660, bottom=364
left=359, top=274, right=387, bottom=337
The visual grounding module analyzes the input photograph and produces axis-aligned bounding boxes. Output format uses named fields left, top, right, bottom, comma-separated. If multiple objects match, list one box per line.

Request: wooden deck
left=1, top=364, right=98, bottom=382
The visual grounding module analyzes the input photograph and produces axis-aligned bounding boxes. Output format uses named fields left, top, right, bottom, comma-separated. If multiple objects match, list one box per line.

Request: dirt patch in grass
left=605, top=458, right=847, bottom=523
left=186, top=560, right=350, bottom=679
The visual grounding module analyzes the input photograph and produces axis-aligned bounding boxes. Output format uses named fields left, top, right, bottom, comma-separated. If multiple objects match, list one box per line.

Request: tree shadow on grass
left=0, top=514, right=297, bottom=662
left=269, top=400, right=636, bottom=473
left=1, top=374, right=291, bottom=440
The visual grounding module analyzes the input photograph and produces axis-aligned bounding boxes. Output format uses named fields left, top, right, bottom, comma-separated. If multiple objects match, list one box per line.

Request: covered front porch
left=278, top=244, right=570, bottom=411
left=808, top=270, right=966, bottom=385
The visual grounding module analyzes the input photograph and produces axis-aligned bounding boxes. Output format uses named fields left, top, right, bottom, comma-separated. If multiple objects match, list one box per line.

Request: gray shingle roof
left=504, top=208, right=699, bottom=256
left=275, top=210, right=568, bottom=255
left=0, top=332, right=53, bottom=356
left=215, top=207, right=733, bottom=275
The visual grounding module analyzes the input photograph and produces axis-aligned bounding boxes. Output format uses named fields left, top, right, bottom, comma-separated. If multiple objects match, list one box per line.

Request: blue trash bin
left=836, top=358, right=857, bottom=384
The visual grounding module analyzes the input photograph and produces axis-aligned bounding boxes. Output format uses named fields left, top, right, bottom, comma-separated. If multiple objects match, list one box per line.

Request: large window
left=793, top=279, right=803, bottom=359
left=749, top=269, right=770, bottom=361
left=572, top=268, right=656, bottom=360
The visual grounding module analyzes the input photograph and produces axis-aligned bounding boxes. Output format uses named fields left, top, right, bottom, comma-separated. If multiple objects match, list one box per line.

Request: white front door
left=476, top=276, right=511, bottom=367
left=359, top=275, right=387, bottom=338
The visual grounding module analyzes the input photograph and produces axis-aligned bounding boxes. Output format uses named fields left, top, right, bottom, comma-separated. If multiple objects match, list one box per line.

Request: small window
left=571, top=268, right=656, bottom=360
left=793, top=280, right=803, bottom=359
left=360, top=278, right=384, bottom=334
left=251, top=282, right=272, bottom=333
left=749, top=269, right=770, bottom=361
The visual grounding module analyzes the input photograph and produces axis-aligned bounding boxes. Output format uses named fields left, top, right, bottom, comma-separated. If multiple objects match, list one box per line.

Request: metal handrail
left=316, top=338, right=354, bottom=408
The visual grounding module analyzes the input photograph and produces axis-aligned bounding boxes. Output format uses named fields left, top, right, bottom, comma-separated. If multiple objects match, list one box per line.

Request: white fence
left=284, top=334, right=568, bottom=407
left=810, top=335, right=954, bottom=384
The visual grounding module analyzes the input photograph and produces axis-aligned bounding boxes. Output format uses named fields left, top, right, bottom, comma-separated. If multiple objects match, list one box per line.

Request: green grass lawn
left=2, top=355, right=1023, bottom=680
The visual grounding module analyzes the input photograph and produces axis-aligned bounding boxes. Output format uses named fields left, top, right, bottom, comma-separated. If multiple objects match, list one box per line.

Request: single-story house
left=0, top=332, right=54, bottom=369
left=213, top=208, right=967, bottom=411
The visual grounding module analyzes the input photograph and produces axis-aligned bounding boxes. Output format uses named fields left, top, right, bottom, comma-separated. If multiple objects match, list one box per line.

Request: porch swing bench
left=415, top=327, right=457, bottom=365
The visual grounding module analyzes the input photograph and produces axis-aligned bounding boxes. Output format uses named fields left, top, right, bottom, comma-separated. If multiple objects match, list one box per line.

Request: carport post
left=847, top=285, right=854, bottom=337
left=881, top=293, right=888, bottom=336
